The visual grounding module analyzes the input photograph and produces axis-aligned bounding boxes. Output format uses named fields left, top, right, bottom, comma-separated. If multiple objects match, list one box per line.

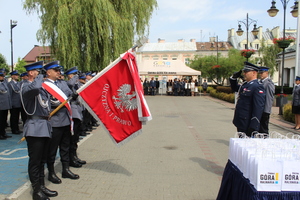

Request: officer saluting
left=21, top=61, right=58, bottom=200
left=230, top=62, right=266, bottom=137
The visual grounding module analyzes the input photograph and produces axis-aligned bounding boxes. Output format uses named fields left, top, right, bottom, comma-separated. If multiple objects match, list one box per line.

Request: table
left=216, top=160, right=300, bottom=200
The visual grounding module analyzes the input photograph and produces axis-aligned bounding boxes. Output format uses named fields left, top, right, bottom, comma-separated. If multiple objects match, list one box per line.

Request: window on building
left=255, top=44, right=259, bottom=49
left=152, top=55, right=159, bottom=60
left=143, top=55, right=150, bottom=60
left=162, top=55, right=168, bottom=60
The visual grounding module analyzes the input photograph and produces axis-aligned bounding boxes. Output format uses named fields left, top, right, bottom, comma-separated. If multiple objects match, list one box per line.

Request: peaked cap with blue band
left=243, top=61, right=260, bottom=72
left=44, top=60, right=61, bottom=71
left=24, top=61, right=44, bottom=71
left=79, top=73, right=86, bottom=79
left=0, top=71, right=4, bottom=76
left=85, top=71, right=92, bottom=76
left=65, top=66, right=78, bottom=75
left=10, top=70, right=19, bottom=75
left=259, top=66, right=269, bottom=72
left=20, top=72, right=28, bottom=77
left=296, top=76, right=300, bottom=81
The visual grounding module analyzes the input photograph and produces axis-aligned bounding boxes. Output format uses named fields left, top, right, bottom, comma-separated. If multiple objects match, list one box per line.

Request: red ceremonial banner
left=77, top=52, right=151, bottom=145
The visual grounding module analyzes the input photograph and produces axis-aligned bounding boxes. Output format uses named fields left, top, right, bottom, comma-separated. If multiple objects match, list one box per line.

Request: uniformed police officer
left=65, top=67, right=86, bottom=167
left=292, top=76, right=300, bottom=129
left=8, top=70, right=23, bottom=134
left=21, top=61, right=58, bottom=200
left=230, top=62, right=266, bottom=137
left=43, top=61, right=79, bottom=185
left=258, top=67, right=275, bottom=134
left=0, top=70, right=12, bottom=140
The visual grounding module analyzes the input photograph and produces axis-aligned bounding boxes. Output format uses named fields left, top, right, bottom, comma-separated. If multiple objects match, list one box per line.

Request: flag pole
left=18, top=96, right=73, bottom=144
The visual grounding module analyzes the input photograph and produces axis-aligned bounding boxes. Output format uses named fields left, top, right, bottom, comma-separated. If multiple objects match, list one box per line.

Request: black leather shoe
left=33, top=190, right=49, bottom=200
left=62, top=169, right=80, bottom=179
left=12, top=130, right=22, bottom=134
left=48, top=172, right=62, bottom=184
left=69, top=160, right=82, bottom=168
left=3, top=134, right=12, bottom=138
left=40, top=185, right=58, bottom=197
left=0, top=135, right=7, bottom=140
left=76, top=158, right=86, bottom=165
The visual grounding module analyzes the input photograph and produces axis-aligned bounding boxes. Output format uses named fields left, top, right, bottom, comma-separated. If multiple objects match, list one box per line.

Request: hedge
left=209, top=88, right=235, bottom=103
left=283, top=103, right=295, bottom=123
left=275, top=86, right=293, bottom=95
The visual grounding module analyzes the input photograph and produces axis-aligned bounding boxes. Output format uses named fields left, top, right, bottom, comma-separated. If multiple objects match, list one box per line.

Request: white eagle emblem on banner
left=113, top=84, right=137, bottom=113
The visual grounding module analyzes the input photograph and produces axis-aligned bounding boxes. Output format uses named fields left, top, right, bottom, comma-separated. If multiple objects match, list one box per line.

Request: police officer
left=0, top=70, right=12, bottom=139
left=258, top=67, right=275, bottom=134
left=8, top=70, right=22, bottom=134
left=292, top=76, right=300, bottom=129
left=43, top=61, right=79, bottom=184
left=230, top=62, right=266, bottom=137
left=21, top=61, right=57, bottom=200
left=65, top=67, right=86, bottom=167
left=173, top=78, right=179, bottom=96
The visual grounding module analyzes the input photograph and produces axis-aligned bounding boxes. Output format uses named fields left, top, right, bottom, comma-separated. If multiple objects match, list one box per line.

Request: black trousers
left=47, top=125, right=71, bottom=166
left=70, top=118, right=81, bottom=154
left=0, top=110, right=8, bottom=135
left=10, top=107, right=21, bottom=133
left=82, top=109, right=92, bottom=131
left=259, top=112, right=270, bottom=134
left=26, top=137, right=50, bottom=184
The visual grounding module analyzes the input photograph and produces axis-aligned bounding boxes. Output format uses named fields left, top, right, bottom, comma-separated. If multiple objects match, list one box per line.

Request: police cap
left=242, top=62, right=260, bottom=72
left=44, top=61, right=61, bottom=71
left=24, top=61, right=44, bottom=71
left=65, top=66, right=78, bottom=75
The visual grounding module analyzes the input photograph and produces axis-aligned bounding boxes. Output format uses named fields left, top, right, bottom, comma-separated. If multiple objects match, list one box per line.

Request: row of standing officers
left=0, top=61, right=97, bottom=200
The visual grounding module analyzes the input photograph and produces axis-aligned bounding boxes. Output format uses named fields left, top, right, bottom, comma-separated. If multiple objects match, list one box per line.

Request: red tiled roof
left=23, top=45, right=51, bottom=63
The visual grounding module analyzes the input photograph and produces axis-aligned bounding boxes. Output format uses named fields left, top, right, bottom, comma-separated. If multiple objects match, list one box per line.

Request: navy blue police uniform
left=230, top=62, right=266, bottom=137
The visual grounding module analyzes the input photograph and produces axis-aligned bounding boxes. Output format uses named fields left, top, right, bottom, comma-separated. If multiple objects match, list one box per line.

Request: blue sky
left=0, top=0, right=299, bottom=66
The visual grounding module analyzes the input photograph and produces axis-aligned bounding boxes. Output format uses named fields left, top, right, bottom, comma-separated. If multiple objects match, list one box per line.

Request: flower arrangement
left=276, top=93, right=288, bottom=97
left=240, top=49, right=255, bottom=58
left=212, top=65, right=221, bottom=69
left=273, top=36, right=296, bottom=44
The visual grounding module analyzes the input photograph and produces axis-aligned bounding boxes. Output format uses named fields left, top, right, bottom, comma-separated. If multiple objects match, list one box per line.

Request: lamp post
left=236, top=13, right=259, bottom=61
left=268, top=0, right=298, bottom=115
left=10, top=20, right=17, bottom=72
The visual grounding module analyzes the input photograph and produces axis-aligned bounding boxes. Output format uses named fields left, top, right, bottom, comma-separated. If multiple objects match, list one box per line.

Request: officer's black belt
left=27, top=115, right=49, bottom=120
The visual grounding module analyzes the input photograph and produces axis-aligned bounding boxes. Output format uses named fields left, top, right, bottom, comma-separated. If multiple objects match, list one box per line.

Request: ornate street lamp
left=268, top=0, right=298, bottom=115
left=236, top=13, right=259, bottom=61
left=10, top=20, right=17, bottom=72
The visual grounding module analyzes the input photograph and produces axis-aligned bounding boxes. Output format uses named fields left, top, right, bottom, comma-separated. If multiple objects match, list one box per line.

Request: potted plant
left=240, top=49, right=255, bottom=58
left=275, top=93, right=288, bottom=107
left=273, top=36, right=296, bottom=49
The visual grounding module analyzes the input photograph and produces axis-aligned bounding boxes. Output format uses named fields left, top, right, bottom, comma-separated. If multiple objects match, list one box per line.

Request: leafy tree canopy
left=23, top=0, right=157, bottom=71
left=14, top=58, right=28, bottom=74
left=189, top=49, right=249, bottom=86
left=0, top=53, right=8, bottom=71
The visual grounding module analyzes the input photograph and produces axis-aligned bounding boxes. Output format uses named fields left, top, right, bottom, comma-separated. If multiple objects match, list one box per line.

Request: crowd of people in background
left=141, top=77, right=209, bottom=97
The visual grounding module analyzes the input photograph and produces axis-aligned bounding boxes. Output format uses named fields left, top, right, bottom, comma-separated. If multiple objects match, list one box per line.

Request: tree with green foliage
left=23, top=0, right=157, bottom=71
left=257, top=39, right=282, bottom=77
left=189, top=49, right=248, bottom=86
left=14, top=58, right=28, bottom=74
left=0, top=53, right=8, bottom=71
